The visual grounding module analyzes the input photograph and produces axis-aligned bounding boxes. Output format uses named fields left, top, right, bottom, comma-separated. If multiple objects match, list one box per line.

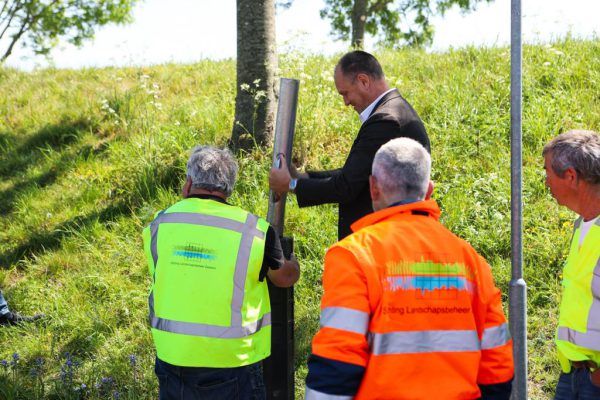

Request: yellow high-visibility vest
left=556, top=217, right=600, bottom=372
left=142, top=198, right=270, bottom=367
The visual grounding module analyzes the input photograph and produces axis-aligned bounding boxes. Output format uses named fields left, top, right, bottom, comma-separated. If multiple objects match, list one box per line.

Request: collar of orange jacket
left=351, top=199, right=442, bottom=233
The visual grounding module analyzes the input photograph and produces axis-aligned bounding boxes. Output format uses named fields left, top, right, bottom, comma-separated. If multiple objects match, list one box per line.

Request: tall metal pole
left=267, top=78, right=300, bottom=233
left=509, top=0, right=527, bottom=398
left=264, top=78, right=300, bottom=400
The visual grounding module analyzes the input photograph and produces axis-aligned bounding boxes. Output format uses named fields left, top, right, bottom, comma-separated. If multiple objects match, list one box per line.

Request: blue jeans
left=155, top=357, right=266, bottom=400
left=0, top=291, right=9, bottom=316
left=555, top=369, right=600, bottom=400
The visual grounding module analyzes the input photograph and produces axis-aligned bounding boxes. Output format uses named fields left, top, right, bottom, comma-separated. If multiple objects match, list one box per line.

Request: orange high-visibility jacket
left=305, top=199, right=514, bottom=400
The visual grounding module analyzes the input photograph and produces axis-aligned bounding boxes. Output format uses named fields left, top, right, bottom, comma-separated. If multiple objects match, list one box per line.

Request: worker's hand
left=268, top=254, right=300, bottom=288
left=290, top=162, right=309, bottom=179
left=269, top=156, right=292, bottom=194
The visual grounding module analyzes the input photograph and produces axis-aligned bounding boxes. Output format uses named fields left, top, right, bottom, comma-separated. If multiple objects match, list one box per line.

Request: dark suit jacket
left=295, top=89, right=430, bottom=240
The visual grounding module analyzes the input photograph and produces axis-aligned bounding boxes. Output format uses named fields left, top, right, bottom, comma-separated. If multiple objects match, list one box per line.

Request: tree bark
left=231, top=0, right=277, bottom=151
left=351, top=0, right=368, bottom=49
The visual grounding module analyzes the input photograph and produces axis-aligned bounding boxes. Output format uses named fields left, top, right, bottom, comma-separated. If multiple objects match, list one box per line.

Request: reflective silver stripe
left=150, top=221, right=160, bottom=268
left=152, top=212, right=265, bottom=238
left=592, top=257, right=600, bottom=298
left=320, top=307, right=369, bottom=335
left=305, top=387, right=353, bottom=400
left=371, top=329, right=480, bottom=355
left=482, top=323, right=511, bottom=350
left=148, top=292, right=271, bottom=338
left=151, top=311, right=271, bottom=339
left=589, top=256, right=600, bottom=328
left=149, top=210, right=266, bottom=336
left=231, top=213, right=261, bottom=326
left=149, top=210, right=166, bottom=270
left=569, top=217, right=583, bottom=246
left=557, top=326, right=600, bottom=352
left=148, top=291, right=155, bottom=323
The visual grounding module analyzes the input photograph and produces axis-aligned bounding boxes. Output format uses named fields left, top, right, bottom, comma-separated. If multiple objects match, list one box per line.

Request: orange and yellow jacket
left=305, top=199, right=514, bottom=400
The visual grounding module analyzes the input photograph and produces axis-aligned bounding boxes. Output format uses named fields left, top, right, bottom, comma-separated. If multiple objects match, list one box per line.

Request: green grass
left=0, top=38, right=599, bottom=399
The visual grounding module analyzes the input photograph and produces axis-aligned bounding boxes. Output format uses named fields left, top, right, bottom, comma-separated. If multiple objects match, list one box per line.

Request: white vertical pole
left=509, top=0, right=528, bottom=398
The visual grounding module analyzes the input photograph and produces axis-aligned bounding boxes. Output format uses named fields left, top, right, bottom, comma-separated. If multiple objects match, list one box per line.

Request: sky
left=3, top=0, right=599, bottom=71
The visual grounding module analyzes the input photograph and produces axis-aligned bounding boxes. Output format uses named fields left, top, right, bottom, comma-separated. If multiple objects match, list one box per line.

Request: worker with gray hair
left=369, top=137, right=432, bottom=210
left=143, top=145, right=300, bottom=400
left=305, top=138, right=513, bottom=399
left=542, top=130, right=600, bottom=399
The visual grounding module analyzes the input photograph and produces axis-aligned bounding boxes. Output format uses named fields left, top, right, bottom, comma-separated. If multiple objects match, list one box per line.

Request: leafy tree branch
left=319, top=0, right=493, bottom=49
left=0, top=0, right=138, bottom=62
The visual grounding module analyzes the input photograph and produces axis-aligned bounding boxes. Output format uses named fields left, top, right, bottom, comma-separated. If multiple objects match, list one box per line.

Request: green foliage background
left=0, top=38, right=599, bottom=398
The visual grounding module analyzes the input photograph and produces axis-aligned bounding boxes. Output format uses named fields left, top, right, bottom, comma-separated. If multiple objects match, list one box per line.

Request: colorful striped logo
left=383, top=260, right=477, bottom=296
left=173, top=245, right=216, bottom=262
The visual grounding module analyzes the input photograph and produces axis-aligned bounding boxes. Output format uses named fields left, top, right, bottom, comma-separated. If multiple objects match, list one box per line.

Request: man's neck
left=359, top=87, right=394, bottom=123
left=579, top=204, right=600, bottom=221
left=186, top=188, right=227, bottom=201
left=573, top=187, right=600, bottom=221
left=386, top=198, right=421, bottom=208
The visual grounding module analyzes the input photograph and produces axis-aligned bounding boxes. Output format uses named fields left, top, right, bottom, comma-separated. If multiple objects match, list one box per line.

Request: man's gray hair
left=186, top=145, right=238, bottom=196
left=542, top=130, right=600, bottom=185
left=372, top=138, right=431, bottom=201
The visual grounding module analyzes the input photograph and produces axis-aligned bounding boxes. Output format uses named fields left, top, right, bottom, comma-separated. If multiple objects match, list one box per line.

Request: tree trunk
left=351, top=0, right=368, bottom=49
left=231, top=0, right=277, bottom=151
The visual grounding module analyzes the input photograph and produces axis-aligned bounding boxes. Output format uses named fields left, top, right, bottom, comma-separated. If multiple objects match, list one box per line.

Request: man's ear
left=356, top=73, right=370, bottom=90
left=369, top=175, right=380, bottom=202
left=564, top=167, right=579, bottom=187
left=425, top=181, right=434, bottom=200
left=182, top=176, right=192, bottom=198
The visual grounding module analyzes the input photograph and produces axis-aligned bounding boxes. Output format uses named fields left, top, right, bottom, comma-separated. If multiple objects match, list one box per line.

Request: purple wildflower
left=10, top=352, right=19, bottom=367
left=59, top=353, right=80, bottom=385
left=30, top=357, right=45, bottom=379
left=128, top=354, right=137, bottom=367
left=101, top=376, right=114, bottom=385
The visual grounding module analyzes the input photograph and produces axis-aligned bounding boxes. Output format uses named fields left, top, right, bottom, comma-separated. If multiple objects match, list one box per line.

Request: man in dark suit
left=269, top=50, right=430, bottom=240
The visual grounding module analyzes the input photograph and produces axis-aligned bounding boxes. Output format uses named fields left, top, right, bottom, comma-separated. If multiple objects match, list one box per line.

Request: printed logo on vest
left=383, top=305, right=471, bottom=315
left=383, top=256, right=477, bottom=300
left=172, top=244, right=217, bottom=269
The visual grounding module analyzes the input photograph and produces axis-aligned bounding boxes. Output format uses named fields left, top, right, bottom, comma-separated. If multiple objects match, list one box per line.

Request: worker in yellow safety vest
left=543, top=130, right=600, bottom=400
left=143, top=145, right=300, bottom=400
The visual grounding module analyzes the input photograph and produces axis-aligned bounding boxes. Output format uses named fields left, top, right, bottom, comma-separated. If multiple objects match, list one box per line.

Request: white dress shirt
left=359, top=88, right=395, bottom=123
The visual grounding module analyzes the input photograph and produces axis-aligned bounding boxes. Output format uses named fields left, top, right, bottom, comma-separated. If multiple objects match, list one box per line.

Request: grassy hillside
left=0, top=38, right=599, bottom=399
